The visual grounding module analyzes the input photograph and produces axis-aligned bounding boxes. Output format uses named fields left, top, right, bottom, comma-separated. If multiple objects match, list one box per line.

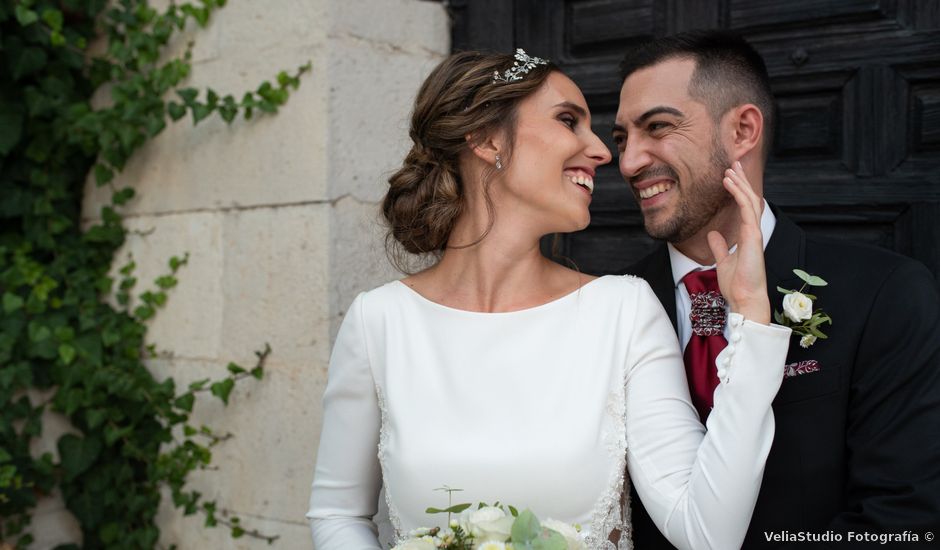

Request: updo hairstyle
left=382, top=50, right=556, bottom=273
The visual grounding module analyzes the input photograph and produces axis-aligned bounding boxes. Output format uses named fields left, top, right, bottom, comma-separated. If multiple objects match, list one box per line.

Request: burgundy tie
left=682, top=269, right=727, bottom=421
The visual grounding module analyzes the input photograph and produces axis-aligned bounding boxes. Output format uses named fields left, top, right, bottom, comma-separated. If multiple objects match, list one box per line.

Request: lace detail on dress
left=583, top=382, right=634, bottom=549
left=375, top=385, right=403, bottom=542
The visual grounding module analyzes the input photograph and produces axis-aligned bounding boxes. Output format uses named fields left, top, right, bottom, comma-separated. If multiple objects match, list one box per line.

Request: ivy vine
left=0, top=1, right=309, bottom=548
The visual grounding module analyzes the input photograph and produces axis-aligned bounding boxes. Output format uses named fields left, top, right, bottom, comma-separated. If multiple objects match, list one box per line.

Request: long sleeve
left=307, top=293, right=383, bottom=549
left=625, top=280, right=790, bottom=550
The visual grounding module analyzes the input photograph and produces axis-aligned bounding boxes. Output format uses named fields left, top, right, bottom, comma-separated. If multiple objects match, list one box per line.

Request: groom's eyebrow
left=635, top=106, right=685, bottom=124
left=611, top=106, right=685, bottom=135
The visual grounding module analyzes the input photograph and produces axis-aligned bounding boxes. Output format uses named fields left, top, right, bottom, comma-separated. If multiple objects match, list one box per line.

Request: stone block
left=329, top=196, right=402, bottom=338
left=327, top=37, right=447, bottom=201
left=219, top=204, right=332, bottom=367
left=330, top=0, right=449, bottom=57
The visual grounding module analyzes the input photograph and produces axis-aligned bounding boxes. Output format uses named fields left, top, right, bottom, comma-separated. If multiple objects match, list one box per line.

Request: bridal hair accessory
left=773, top=269, right=832, bottom=348
left=495, top=154, right=502, bottom=170
left=492, top=48, right=550, bottom=83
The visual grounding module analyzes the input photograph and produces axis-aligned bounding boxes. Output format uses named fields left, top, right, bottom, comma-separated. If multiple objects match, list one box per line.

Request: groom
left=614, top=31, right=940, bottom=548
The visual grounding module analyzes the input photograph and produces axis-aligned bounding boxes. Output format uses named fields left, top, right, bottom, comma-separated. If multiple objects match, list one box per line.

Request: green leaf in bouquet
left=533, top=528, right=568, bottom=550
left=508, top=505, right=519, bottom=517
left=773, top=310, right=785, bottom=325
left=426, top=503, right=472, bottom=514
left=776, top=286, right=794, bottom=295
left=511, top=509, right=541, bottom=543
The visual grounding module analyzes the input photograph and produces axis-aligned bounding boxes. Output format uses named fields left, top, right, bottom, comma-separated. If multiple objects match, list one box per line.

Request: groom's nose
left=618, top=135, right=653, bottom=181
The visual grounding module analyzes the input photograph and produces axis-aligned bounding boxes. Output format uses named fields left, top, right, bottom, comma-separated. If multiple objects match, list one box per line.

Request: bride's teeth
left=567, top=174, right=594, bottom=194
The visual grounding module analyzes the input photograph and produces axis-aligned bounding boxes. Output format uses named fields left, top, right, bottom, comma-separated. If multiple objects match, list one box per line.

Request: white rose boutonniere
left=782, top=291, right=813, bottom=322
left=774, top=269, right=832, bottom=348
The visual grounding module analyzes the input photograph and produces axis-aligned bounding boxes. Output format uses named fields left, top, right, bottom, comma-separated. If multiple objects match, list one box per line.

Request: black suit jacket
left=624, top=206, right=940, bottom=549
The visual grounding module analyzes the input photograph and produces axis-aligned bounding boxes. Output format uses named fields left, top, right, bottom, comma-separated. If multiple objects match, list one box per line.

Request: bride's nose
left=585, top=131, right=613, bottom=166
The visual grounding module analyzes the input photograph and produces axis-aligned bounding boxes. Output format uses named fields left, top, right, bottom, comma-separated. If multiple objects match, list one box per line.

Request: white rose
left=782, top=292, right=813, bottom=323
left=475, top=542, right=507, bottom=550
left=799, top=334, right=817, bottom=348
left=461, top=507, right=512, bottom=543
left=542, top=519, right=586, bottom=550
left=393, top=536, right=438, bottom=550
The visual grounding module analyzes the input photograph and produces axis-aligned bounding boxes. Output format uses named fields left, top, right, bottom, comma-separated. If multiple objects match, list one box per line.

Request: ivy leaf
left=210, top=378, right=235, bottom=405
left=85, top=409, right=108, bottom=429
left=177, top=87, right=199, bottom=105
left=112, top=187, right=135, bottom=206
left=94, top=164, right=114, bottom=186
left=58, top=343, right=76, bottom=365
left=174, top=393, right=195, bottom=413
left=14, top=6, right=39, bottom=26
left=167, top=101, right=187, bottom=121
left=134, top=304, right=155, bottom=320
left=3, top=292, right=24, bottom=313
left=12, top=46, right=47, bottom=80
left=58, top=434, right=102, bottom=481
left=226, top=363, right=245, bottom=375
left=0, top=102, right=24, bottom=155
left=191, top=103, right=212, bottom=124
left=41, top=8, right=63, bottom=31
left=155, top=275, right=177, bottom=289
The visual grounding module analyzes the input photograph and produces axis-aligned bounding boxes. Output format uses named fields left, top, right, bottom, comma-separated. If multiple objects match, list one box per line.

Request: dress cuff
left=716, top=313, right=792, bottom=385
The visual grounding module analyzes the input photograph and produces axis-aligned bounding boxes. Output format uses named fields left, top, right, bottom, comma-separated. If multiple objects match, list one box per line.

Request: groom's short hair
left=620, top=30, right=775, bottom=160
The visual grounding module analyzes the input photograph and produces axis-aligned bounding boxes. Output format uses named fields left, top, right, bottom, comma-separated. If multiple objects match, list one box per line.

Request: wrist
left=733, top=304, right=771, bottom=325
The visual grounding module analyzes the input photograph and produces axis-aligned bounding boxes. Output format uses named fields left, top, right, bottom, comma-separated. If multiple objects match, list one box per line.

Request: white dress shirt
left=668, top=200, right=777, bottom=352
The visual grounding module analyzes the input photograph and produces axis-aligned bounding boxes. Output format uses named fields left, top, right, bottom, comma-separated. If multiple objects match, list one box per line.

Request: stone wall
left=32, top=1, right=448, bottom=548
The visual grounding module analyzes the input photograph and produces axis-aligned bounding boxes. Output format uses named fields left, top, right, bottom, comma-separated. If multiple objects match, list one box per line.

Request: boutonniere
left=774, top=269, right=832, bottom=348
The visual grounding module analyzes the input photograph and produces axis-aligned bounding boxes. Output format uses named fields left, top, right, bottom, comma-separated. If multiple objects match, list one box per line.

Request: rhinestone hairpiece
left=492, top=48, right=549, bottom=83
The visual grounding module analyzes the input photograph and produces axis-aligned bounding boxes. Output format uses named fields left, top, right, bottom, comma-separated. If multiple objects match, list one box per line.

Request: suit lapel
left=765, top=204, right=807, bottom=303
left=765, top=205, right=808, bottom=366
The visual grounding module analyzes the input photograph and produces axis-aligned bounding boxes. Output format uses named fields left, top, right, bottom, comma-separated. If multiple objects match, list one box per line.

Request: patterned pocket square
left=784, top=360, right=820, bottom=378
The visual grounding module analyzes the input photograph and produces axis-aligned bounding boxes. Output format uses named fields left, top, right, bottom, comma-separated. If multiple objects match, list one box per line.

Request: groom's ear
left=724, top=104, right=764, bottom=161
left=466, top=130, right=505, bottom=166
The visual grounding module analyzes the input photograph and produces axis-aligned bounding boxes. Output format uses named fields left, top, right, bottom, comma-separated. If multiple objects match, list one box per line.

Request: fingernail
left=728, top=168, right=736, bottom=175
left=735, top=161, right=742, bottom=168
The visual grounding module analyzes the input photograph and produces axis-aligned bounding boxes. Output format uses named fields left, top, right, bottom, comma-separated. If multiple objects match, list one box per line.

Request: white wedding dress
left=307, top=275, right=790, bottom=549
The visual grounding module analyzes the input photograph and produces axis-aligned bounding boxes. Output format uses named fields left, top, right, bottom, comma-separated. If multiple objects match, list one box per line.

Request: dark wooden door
left=448, top=0, right=940, bottom=281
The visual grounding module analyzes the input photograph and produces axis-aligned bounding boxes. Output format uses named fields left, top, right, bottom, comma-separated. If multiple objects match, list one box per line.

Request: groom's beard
left=640, top=136, right=733, bottom=244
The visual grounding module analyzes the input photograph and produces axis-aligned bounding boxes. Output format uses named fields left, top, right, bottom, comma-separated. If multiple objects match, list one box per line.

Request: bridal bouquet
left=392, top=497, right=585, bottom=550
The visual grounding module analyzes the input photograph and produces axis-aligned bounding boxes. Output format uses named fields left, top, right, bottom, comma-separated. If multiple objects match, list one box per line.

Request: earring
left=495, top=155, right=502, bottom=170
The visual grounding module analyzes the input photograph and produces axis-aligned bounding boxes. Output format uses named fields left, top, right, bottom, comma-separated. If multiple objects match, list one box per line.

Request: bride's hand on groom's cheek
left=708, top=161, right=771, bottom=324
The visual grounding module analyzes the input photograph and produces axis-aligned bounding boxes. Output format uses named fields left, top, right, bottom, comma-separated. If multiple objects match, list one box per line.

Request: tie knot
left=683, top=269, right=726, bottom=337
left=682, top=268, right=720, bottom=294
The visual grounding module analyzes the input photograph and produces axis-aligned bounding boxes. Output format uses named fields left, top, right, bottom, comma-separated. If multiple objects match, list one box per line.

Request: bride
left=307, top=50, right=790, bottom=549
